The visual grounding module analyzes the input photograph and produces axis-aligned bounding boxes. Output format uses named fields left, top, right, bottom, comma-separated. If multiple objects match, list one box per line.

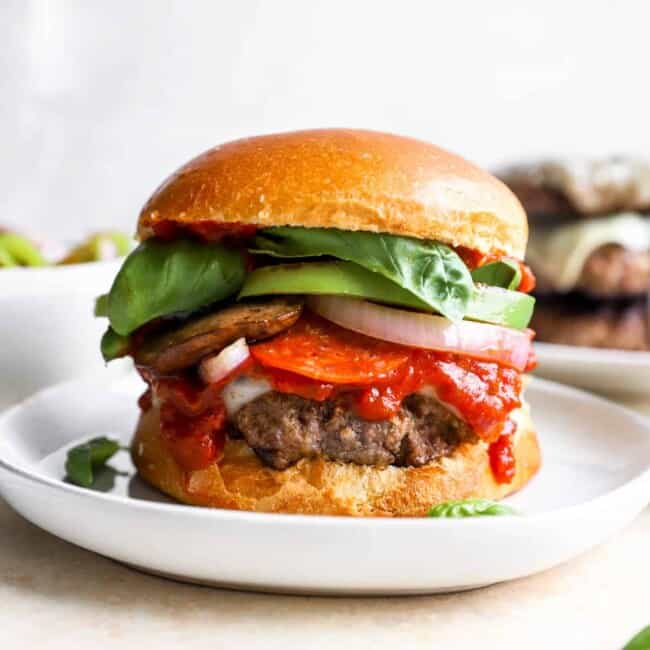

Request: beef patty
left=577, top=245, right=650, bottom=297
left=532, top=295, right=649, bottom=350
left=232, top=392, right=477, bottom=470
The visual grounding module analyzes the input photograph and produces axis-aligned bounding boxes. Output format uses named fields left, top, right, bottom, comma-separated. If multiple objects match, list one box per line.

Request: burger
left=97, top=129, right=540, bottom=516
left=499, top=157, right=650, bottom=350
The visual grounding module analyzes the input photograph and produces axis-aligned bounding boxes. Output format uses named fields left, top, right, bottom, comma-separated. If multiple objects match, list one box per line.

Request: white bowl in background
left=0, top=259, right=129, bottom=408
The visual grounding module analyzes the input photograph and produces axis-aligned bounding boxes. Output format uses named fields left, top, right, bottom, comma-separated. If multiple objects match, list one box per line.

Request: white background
left=2, top=0, right=649, bottom=240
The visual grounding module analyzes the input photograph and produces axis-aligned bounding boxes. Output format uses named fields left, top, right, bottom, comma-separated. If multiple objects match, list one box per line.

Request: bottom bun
left=132, top=403, right=540, bottom=517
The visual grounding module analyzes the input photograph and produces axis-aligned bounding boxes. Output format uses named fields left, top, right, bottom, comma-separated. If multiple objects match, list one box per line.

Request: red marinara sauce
left=456, top=246, right=499, bottom=270
left=151, top=219, right=258, bottom=242
left=517, top=262, right=536, bottom=293
left=351, top=352, right=522, bottom=443
left=488, top=420, right=517, bottom=483
left=349, top=356, right=521, bottom=484
left=455, top=246, right=536, bottom=294
left=138, top=369, right=237, bottom=471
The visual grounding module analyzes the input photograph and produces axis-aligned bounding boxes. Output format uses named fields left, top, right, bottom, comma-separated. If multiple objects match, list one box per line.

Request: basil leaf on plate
left=252, top=227, right=473, bottom=321
left=623, top=625, right=650, bottom=650
left=65, top=437, right=121, bottom=487
left=471, top=259, right=521, bottom=290
left=427, top=498, right=519, bottom=518
left=106, top=239, right=246, bottom=335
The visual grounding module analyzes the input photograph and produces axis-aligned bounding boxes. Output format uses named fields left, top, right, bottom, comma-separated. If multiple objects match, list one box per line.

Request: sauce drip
left=488, top=420, right=517, bottom=484
left=351, top=352, right=522, bottom=442
left=139, top=371, right=230, bottom=471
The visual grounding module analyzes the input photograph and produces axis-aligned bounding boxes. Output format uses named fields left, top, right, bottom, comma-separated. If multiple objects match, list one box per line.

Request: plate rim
left=535, top=341, right=650, bottom=367
left=1, top=373, right=650, bottom=528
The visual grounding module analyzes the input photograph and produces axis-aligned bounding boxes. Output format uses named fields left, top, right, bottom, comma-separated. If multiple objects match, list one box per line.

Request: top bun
left=138, top=129, right=528, bottom=258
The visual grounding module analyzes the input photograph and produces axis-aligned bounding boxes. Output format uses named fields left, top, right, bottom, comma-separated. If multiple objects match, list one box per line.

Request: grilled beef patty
left=577, top=245, right=650, bottom=297
left=232, top=392, right=477, bottom=469
left=532, top=295, right=649, bottom=350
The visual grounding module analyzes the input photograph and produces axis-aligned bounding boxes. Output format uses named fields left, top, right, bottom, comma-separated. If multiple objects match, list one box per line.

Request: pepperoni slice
left=250, top=315, right=410, bottom=384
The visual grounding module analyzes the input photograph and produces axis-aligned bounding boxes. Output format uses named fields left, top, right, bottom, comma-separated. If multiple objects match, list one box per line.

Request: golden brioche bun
left=138, top=129, right=528, bottom=259
left=132, top=403, right=539, bottom=517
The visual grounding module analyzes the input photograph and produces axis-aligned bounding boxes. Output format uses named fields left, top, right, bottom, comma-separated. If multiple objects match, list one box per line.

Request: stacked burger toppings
left=97, top=129, right=540, bottom=516
left=500, top=158, right=650, bottom=350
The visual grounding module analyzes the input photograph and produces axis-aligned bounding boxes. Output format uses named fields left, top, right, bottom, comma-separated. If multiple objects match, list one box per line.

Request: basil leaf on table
left=252, top=227, right=474, bottom=321
left=623, top=625, right=650, bottom=650
left=65, top=437, right=121, bottom=487
left=427, top=498, right=519, bottom=518
left=471, top=259, right=521, bottom=290
left=106, top=239, right=246, bottom=336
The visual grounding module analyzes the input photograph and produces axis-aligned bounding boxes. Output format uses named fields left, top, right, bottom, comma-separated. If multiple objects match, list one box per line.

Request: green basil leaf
left=101, top=327, right=130, bottom=362
left=106, top=239, right=246, bottom=335
left=95, top=294, right=109, bottom=317
left=471, top=260, right=521, bottom=290
left=427, top=498, right=519, bottom=518
left=252, top=227, right=473, bottom=321
left=65, top=437, right=121, bottom=487
left=623, top=626, right=650, bottom=650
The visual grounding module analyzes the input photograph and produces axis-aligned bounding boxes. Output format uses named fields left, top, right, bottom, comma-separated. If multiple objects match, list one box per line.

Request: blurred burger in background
left=499, top=158, right=650, bottom=351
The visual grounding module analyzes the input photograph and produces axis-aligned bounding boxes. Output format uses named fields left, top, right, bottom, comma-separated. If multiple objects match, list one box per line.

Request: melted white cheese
left=416, top=385, right=464, bottom=421
left=221, top=375, right=272, bottom=416
left=527, top=213, right=650, bottom=292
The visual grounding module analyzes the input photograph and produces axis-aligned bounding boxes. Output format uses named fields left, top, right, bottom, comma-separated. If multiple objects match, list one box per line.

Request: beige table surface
left=1, top=397, right=649, bottom=649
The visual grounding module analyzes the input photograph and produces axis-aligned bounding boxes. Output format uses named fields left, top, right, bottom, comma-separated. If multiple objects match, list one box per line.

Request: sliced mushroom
left=134, top=298, right=303, bottom=374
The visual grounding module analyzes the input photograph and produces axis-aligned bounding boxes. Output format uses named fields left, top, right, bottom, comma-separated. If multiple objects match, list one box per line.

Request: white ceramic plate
left=534, top=342, right=650, bottom=398
left=0, top=259, right=129, bottom=407
left=1, top=372, right=649, bottom=595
